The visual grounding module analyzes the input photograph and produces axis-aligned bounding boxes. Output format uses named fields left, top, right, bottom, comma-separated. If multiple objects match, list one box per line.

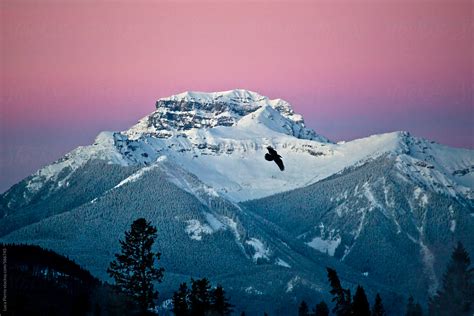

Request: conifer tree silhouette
left=107, top=218, right=164, bottom=313
left=352, top=285, right=370, bottom=316
left=298, top=300, right=309, bottom=316
left=327, top=267, right=352, bottom=316
left=371, top=293, right=386, bottom=316
left=211, top=285, right=234, bottom=315
left=172, top=282, right=189, bottom=316
left=406, top=296, right=423, bottom=316
left=189, top=278, right=212, bottom=316
left=314, top=300, right=329, bottom=316
left=429, top=242, right=473, bottom=316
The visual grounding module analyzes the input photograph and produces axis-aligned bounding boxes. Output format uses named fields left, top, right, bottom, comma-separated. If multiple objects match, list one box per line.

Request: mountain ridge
left=1, top=89, right=473, bottom=314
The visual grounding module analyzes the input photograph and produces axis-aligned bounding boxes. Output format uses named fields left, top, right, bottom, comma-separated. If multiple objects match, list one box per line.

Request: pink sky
left=1, top=0, right=473, bottom=192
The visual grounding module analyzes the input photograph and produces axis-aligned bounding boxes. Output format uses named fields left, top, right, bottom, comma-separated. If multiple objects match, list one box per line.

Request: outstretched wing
left=267, top=146, right=278, bottom=156
left=274, top=156, right=285, bottom=171
left=265, top=153, right=274, bottom=161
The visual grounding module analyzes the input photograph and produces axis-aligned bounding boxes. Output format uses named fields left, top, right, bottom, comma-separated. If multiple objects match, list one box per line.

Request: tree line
left=107, top=218, right=234, bottom=316
left=107, top=218, right=474, bottom=315
left=298, top=241, right=473, bottom=316
left=4, top=217, right=473, bottom=315
left=298, top=268, right=386, bottom=316
left=171, top=278, right=233, bottom=316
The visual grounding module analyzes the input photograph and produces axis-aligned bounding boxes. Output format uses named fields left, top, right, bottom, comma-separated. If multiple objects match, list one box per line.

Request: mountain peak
left=158, top=89, right=267, bottom=104
left=154, top=89, right=268, bottom=120
left=122, top=90, right=328, bottom=142
left=155, top=89, right=292, bottom=118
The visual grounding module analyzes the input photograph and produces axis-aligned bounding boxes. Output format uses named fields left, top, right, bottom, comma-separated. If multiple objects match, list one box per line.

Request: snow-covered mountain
left=7, top=89, right=472, bottom=204
left=1, top=89, right=473, bottom=314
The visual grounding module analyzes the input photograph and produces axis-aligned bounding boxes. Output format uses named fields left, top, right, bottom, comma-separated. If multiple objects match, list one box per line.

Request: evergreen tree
left=189, top=278, right=212, bottom=316
left=314, top=300, right=329, bottom=316
left=107, top=218, right=164, bottom=312
left=327, top=267, right=352, bottom=316
left=371, top=293, right=386, bottom=316
left=406, top=296, right=423, bottom=316
left=172, top=282, right=189, bottom=316
left=352, top=285, right=371, bottom=316
left=211, top=285, right=234, bottom=315
left=429, top=242, right=473, bottom=315
left=414, top=303, right=424, bottom=316
left=406, top=296, right=415, bottom=316
left=298, top=300, right=309, bottom=316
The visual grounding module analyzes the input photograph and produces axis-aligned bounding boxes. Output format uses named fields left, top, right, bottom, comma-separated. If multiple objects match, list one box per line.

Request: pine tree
left=298, top=300, right=309, bottom=316
left=406, top=296, right=415, bottom=316
left=406, top=296, right=423, bottom=316
left=211, top=285, right=234, bottom=315
left=414, top=303, right=424, bottom=316
left=172, top=282, right=189, bottom=316
left=189, top=278, right=212, bottom=316
left=371, top=293, right=386, bottom=316
left=314, top=300, right=329, bottom=316
left=327, top=267, right=352, bottom=316
left=428, top=242, right=473, bottom=316
left=107, top=218, right=164, bottom=312
left=352, top=285, right=370, bottom=316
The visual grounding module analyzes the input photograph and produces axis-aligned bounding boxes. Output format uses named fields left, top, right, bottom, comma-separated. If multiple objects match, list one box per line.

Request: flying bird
left=265, top=146, right=284, bottom=171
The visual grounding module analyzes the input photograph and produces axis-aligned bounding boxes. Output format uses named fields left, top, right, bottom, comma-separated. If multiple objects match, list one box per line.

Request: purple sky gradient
left=1, top=0, right=473, bottom=192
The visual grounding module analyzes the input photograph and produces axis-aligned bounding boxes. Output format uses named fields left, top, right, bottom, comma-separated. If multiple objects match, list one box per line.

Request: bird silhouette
left=265, top=146, right=284, bottom=171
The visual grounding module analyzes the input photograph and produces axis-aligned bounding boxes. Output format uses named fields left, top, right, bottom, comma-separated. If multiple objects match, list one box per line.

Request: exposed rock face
left=125, top=89, right=326, bottom=141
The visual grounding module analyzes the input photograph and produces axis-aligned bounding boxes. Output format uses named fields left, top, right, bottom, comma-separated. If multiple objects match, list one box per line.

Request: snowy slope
left=22, top=132, right=126, bottom=194
left=4, top=89, right=472, bottom=205
left=116, top=90, right=474, bottom=202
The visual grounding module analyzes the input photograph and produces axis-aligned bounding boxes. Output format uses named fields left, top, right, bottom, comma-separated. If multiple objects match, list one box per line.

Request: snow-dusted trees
left=107, top=218, right=164, bottom=313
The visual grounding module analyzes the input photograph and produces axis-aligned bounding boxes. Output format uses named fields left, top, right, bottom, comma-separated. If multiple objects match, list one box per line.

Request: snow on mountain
left=5, top=89, right=473, bottom=206
left=120, top=90, right=472, bottom=202
left=246, top=237, right=271, bottom=262
left=24, top=132, right=127, bottom=195
left=119, top=128, right=472, bottom=202
left=124, top=89, right=325, bottom=141
left=1, top=89, right=473, bottom=314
